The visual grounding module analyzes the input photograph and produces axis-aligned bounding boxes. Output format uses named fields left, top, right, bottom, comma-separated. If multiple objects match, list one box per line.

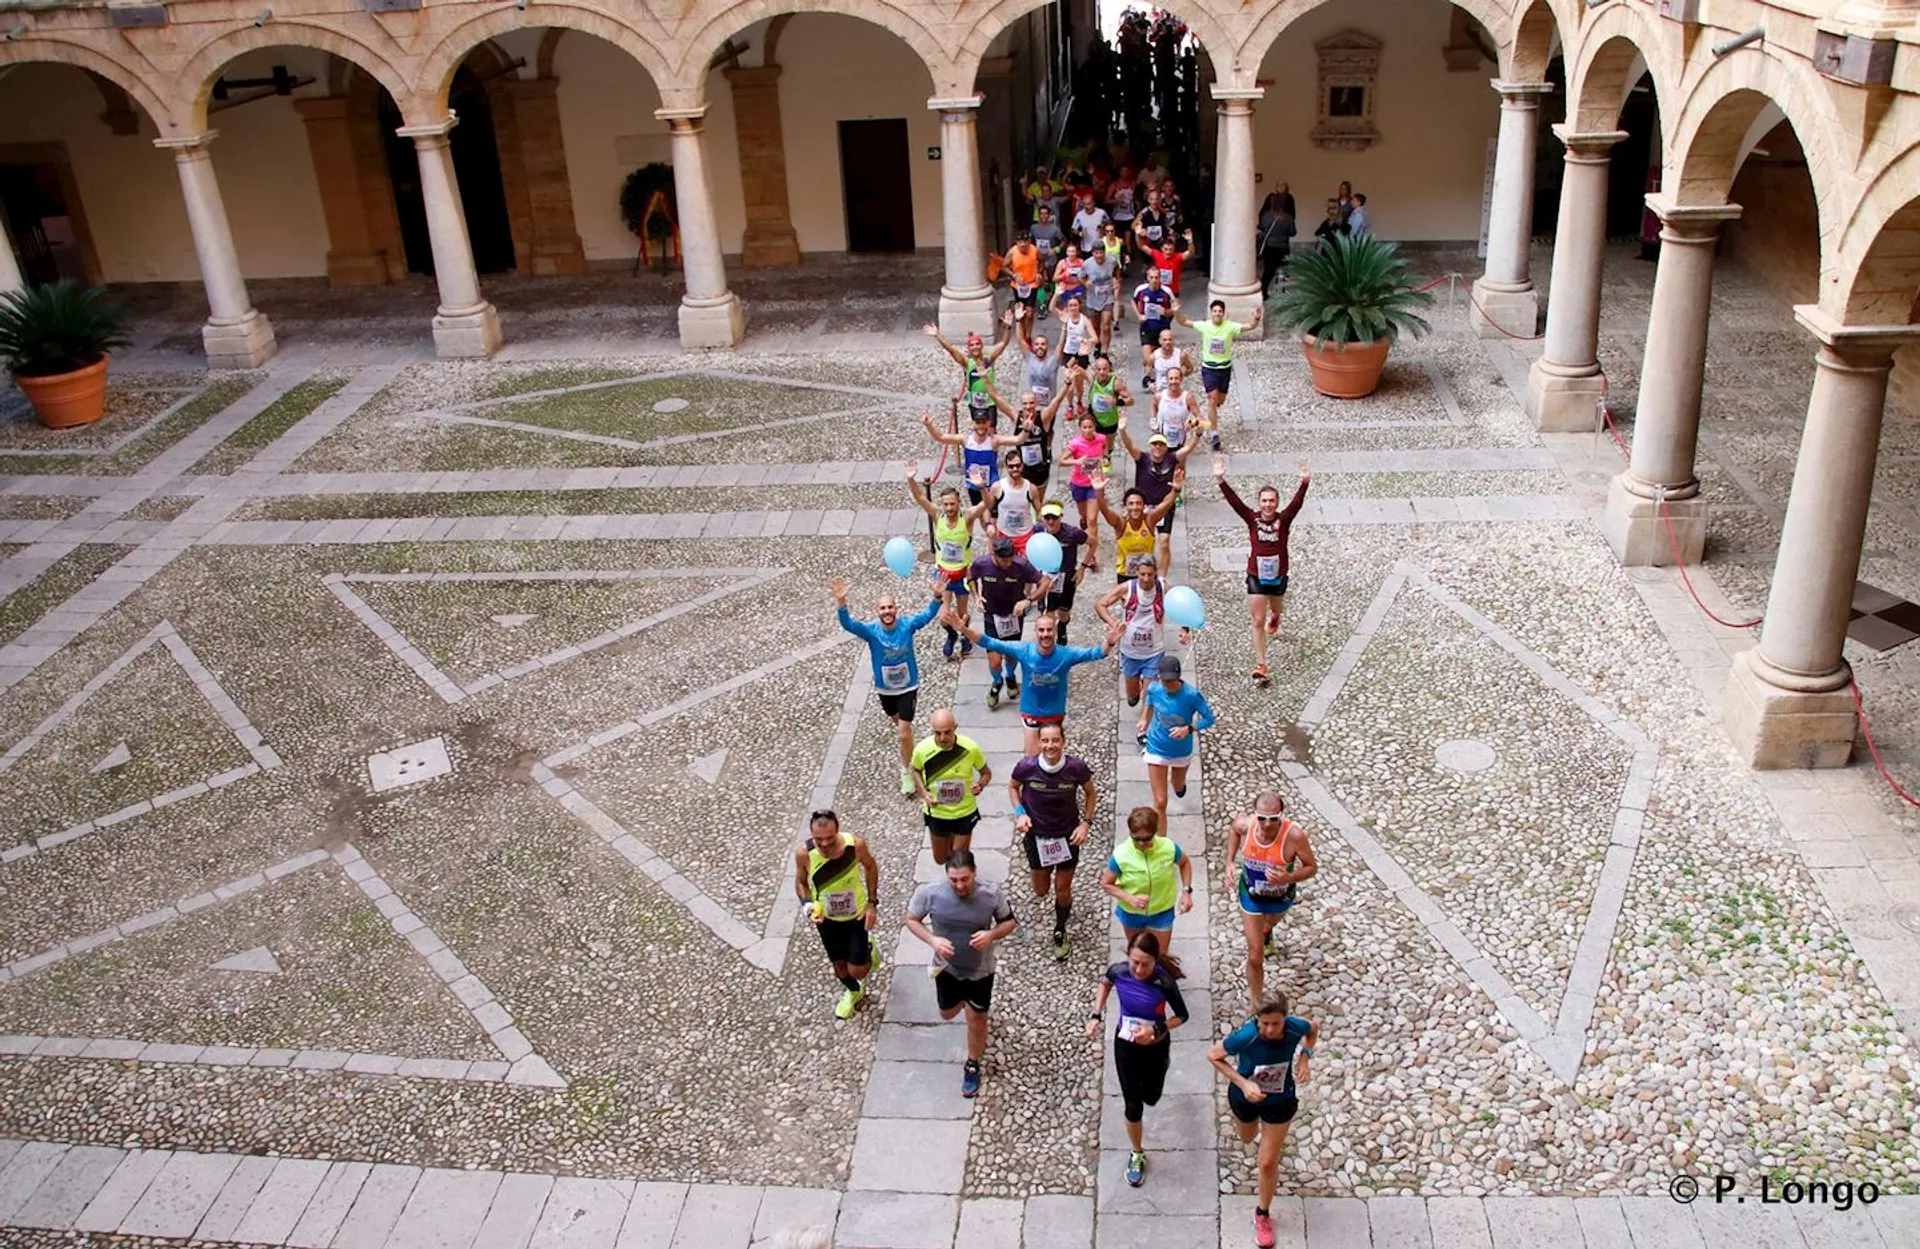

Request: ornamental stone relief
left=1312, top=29, right=1382, bottom=152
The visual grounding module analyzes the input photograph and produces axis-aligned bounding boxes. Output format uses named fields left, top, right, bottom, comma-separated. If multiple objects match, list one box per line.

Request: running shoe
left=1254, top=1211, right=1276, bottom=1248
left=1142, top=373, right=1153, bottom=389
left=988, top=683, right=1002, bottom=709
left=943, top=632, right=957, bottom=660
left=835, top=987, right=863, bottom=1020
left=1125, top=1151, right=1146, bottom=1186
left=960, top=641, right=975, bottom=659
left=1052, top=930, right=1070, bottom=961
left=1136, top=731, right=1148, bottom=748
left=900, top=767, right=915, bottom=796
left=961, top=1059, right=982, bottom=1098
left=1211, top=431, right=1222, bottom=452
left=1006, top=671, right=1020, bottom=693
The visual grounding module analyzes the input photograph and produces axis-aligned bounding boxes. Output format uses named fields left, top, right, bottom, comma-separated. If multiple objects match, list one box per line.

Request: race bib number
left=1251, top=1062, right=1291, bottom=1094
left=1036, top=836, right=1073, bottom=868
left=1092, top=393, right=1114, bottom=415
left=822, top=888, right=859, bottom=919
left=880, top=661, right=912, bottom=692
left=1021, top=442, right=1043, bottom=466
left=938, top=540, right=966, bottom=564
left=1118, top=1015, right=1159, bottom=1044
left=1158, top=267, right=1175, bottom=286
left=1256, top=555, right=1281, bottom=582
left=968, top=465, right=989, bottom=485
left=992, top=613, right=1018, bottom=636
left=1014, top=283, right=1034, bottom=297
left=934, top=778, right=966, bottom=806
left=1245, top=863, right=1286, bottom=897
left=1128, top=620, right=1156, bottom=649
left=1145, top=225, right=1163, bottom=241
left=1209, top=337, right=1227, bottom=357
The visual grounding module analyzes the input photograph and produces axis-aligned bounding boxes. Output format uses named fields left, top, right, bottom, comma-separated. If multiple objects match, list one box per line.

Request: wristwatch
left=1181, top=886, right=1194, bottom=894
left=1300, top=1046, right=1315, bottom=1058
left=1089, top=1011, right=1102, bottom=1021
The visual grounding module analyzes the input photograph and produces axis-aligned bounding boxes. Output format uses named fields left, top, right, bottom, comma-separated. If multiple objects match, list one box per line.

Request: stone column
left=1602, top=197, right=1741, bottom=566
left=1526, top=128, right=1626, bottom=431
left=1723, top=308, right=1920, bottom=768
left=930, top=96, right=996, bottom=339
left=723, top=65, right=801, bottom=267
left=154, top=132, right=277, bottom=368
left=396, top=117, right=502, bottom=359
left=1470, top=80, right=1551, bottom=338
left=1206, top=87, right=1264, bottom=335
left=0, top=211, right=22, bottom=295
left=657, top=107, right=745, bottom=348
left=295, top=97, right=397, bottom=287
left=504, top=79, right=587, bottom=275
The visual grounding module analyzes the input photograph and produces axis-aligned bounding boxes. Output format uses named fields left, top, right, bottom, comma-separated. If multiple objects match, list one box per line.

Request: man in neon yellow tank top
left=908, top=461, right=982, bottom=661
left=1175, top=298, right=1263, bottom=451
left=793, top=810, right=882, bottom=1019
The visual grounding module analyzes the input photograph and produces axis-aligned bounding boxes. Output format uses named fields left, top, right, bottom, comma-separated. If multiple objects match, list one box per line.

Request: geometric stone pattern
left=364, top=736, right=453, bottom=794
left=1290, top=562, right=1659, bottom=1083
left=0, top=620, right=283, bottom=863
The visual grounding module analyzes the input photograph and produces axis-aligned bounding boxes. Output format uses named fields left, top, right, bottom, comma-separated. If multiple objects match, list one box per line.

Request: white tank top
left=1119, top=582, right=1166, bottom=660
left=1155, top=390, right=1190, bottom=447
left=1152, top=348, right=1181, bottom=392
left=995, top=480, right=1035, bottom=537
left=1063, top=314, right=1094, bottom=356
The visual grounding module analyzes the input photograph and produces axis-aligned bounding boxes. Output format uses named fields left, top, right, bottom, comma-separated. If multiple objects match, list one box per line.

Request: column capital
left=1794, top=305, right=1920, bottom=361
left=655, top=105, right=709, bottom=124
left=927, top=95, right=984, bottom=113
left=395, top=114, right=459, bottom=141
left=154, top=130, right=218, bottom=154
left=1209, top=85, right=1264, bottom=103
left=1491, top=80, right=1553, bottom=105
left=1551, top=126, right=1628, bottom=160
left=1645, top=194, right=1742, bottom=241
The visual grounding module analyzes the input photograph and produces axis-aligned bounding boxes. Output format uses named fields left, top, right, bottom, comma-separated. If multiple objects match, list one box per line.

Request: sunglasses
left=1256, top=814, right=1284, bottom=824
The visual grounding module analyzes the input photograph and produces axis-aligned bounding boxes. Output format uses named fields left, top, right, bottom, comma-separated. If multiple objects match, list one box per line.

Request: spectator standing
left=1346, top=193, right=1373, bottom=238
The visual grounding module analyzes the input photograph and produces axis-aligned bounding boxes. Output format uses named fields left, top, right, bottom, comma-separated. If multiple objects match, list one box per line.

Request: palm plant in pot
left=1270, top=233, right=1433, bottom=399
left=0, top=281, right=131, bottom=428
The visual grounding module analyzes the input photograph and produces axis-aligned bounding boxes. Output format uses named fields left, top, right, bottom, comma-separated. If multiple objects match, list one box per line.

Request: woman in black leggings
left=1087, top=929, right=1188, bottom=1188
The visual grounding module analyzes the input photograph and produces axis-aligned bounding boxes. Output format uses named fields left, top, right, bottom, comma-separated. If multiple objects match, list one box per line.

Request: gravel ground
left=231, top=484, right=912, bottom=523
left=0, top=546, right=132, bottom=648
left=0, top=377, right=256, bottom=477
left=187, top=374, right=349, bottom=476
left=0, top=496, right=91, bottom=520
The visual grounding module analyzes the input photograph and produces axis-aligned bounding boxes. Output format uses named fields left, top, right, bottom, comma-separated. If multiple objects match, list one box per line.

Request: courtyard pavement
left=0, top=245, right=1917, bottom=1247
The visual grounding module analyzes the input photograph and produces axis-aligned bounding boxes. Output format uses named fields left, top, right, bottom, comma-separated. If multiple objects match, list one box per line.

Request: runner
left=832, top=575, right=943, bottom=795
left=1101, top=805, right=1194, bottom=945
left=1012, top=389, right=1063, bottom=494
left=1072, top=193, right=1110, bottom=256
left=924, top=314, right=1011, bottom=427
left=1094, top=554, right=1171, bottom=708
left=968, top=536, right=1048, bottom=709
left=1228, top=792, right=1317, bottom=1003
left=1176, top=298, right=1263, bottom=451
left=904, top=849, right=1017, bottom=1097
left=907, top=460, right=984, bottom=662
left=946, top=608, right=1121, bottom=756
left=1131, top=270, right=1176, bottom=388
left=1029, top=205, right=1064, bottom=317
left=793, top=810, right=881, bottom=1019
left=1142, top=226, right=1196, bottom=299
left=1215, top=453, right=1311, bottom=683
left=1106, top=166, right=1139, bottom=259
left=1037, top=501, right=1091, bottom=642
left=1090, top=472, right=1184, bottom=586
left=1066, top=412, right=1110, bottom=567
left=1057, top=297, right=1099, bottom=417
left=1003, top=232, right=1044, bottom=337
left=1145, top=326, right=1193, bottom=395
left=1051, top=243, right=1088, bottom=321
left=1084, top=353, right=1132, bottom=468
left=1150, top=364, right=1208, bottom=453
left=974, top=448, right=1044, bottom=555
left=910, top=708, right=991, bottom=867
left=1116, top=414, right=1200, bottom=574
left=1211, top=994, right=1319, bottom=1248
left=1136, top=654, right=1213, bottom=834
left=1015, top=317, right=1064, bottom=415
left=921, top=405, right=1019, bottom=508
left=1082, top=242, right=1121, bottom=355
left=1099, top=218, right=1127, bottom=282
left=1012, top=722, right=1098, bottom=959
left=1088, top=930, right=1189, bottom=1187
left=1131, top=190, right=1172, bottom=261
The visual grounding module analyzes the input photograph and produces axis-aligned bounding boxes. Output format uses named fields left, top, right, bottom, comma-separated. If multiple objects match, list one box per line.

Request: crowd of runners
left=807, top=304, right=1322, bottom=1246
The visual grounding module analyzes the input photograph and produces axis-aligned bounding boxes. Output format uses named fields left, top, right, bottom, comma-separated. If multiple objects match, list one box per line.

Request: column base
left=202, top=310, right=277, bottom=369
left=1721, top=649, right=1858, bottom=770
left=679, top=292, right=744, bottom=348
left=325, top=250, right=396, bottom=288
left=432, top=303, right=502, bottom=359
left=741, top=225, right=801, bottom=268
left=1601, top=476, right=1705, bottom=567
left=1526, top=360, right=1605, bottom=432
left=1205, top=283, right=1267, bottom=339
left=938, top=287, right=998, bottom=340
left=1469, top=279, right=1538, bottom=339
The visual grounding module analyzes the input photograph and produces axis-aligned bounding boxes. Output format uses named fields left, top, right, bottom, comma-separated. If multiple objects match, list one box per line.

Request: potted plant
left=0, top=280, right=131, bottom=428
left=619, top=163, right=679, bottom=275
left=1270, top=233, right=1433, bottom=399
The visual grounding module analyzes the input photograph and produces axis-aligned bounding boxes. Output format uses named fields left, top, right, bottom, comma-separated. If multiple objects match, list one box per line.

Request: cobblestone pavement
left=1, top=245, right=1918, bottom=1247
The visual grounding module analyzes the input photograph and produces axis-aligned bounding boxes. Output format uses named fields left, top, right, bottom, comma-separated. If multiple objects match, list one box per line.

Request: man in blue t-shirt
left=1209, top=995, right=1318, bottom=1249
left=834, top=577, right=942, bottom=795
left=1132, top=269, right=1177, bottom=387
left=944, top=609, right=1122, bottom=755
left=967, top=538, right=1047, bottom=708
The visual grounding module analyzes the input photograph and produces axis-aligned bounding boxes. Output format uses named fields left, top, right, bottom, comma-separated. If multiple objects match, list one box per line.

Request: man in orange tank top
left=1227, top=791, right=1317, bottom=1004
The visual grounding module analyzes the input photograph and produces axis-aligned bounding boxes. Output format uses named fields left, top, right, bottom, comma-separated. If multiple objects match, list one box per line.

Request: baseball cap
left=992, top=537, right=1015, bottom=556
left=1040, top=502, right=1065, bottom=518
left=1156, top=654, right=1183, bottom=680
left=1148, top=433, right=1169, bottom=445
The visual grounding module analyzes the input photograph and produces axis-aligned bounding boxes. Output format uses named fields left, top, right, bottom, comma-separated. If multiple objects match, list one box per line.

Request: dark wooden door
left=839, top=119, right=915, bottom=253
left=378, top=70, right=516, bottom=276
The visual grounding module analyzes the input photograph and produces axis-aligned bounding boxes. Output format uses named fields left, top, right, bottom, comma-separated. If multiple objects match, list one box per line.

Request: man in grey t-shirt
left=905, top=850, right=1017, bottom=1097
left=1081, top=250, right=1119, bottom=350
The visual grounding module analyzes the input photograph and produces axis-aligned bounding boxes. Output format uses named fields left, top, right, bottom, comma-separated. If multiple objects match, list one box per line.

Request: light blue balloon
left=1025, top=531, right=1064, bottom=575
left=882, top=536, right=918, bottom=578
left=1163, top=584, right=1206, bottom=629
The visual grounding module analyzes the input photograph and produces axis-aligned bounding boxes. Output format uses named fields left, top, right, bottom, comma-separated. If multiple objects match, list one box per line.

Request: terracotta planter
left=14, top=355, right=110, bottom=429
left=1301, top=335, right=1391, bottom=399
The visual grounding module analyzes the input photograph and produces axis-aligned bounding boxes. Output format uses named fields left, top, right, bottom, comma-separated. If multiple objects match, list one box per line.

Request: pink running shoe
left=1253, top=1210, right=1276, bottom=1248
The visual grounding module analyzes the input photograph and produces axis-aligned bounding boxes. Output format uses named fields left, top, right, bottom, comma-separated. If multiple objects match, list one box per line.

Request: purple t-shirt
left=970, top=554, right=1042, bottom=616
left=1104, top=961, right=1189, bottom=1037
left=1011, top=754, right=1093, bottom=834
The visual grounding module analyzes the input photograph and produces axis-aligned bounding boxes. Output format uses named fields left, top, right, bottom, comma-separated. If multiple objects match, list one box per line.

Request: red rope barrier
left=1850, top=678, right=1920, bottom=809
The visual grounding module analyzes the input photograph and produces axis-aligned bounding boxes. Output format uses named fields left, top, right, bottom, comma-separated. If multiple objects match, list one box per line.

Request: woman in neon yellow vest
left=1101, top=806, right=1194, bottom=945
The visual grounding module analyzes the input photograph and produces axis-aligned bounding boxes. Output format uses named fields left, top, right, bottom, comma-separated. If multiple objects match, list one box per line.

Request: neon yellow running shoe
left=835, top=987, right=864, bottom=1020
